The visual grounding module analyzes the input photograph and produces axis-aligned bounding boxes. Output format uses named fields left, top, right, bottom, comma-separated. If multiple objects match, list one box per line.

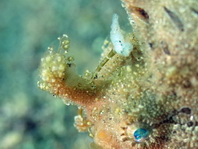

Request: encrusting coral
left=38, top=0, right=198, bottom=148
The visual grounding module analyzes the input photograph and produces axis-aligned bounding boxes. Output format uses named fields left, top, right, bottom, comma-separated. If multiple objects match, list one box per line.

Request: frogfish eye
left=133, top=128, right=149, bottom=142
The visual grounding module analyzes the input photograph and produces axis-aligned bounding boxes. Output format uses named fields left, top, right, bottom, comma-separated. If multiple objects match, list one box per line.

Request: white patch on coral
left=110, top=14, right=133, bottom=56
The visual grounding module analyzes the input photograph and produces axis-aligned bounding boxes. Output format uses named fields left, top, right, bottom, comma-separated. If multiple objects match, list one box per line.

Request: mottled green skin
left=122, top=0, right=198, bottom=148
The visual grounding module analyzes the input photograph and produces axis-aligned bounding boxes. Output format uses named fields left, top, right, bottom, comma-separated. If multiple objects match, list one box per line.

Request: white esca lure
left=110, top=14, right=133, bottom=57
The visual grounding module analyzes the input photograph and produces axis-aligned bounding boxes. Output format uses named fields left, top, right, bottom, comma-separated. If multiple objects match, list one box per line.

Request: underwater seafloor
left=0, top=0, right=128, bottom=149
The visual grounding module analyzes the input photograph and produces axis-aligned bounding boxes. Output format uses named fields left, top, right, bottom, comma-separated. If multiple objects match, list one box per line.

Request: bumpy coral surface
left=38, top=0, right=198, bottom=148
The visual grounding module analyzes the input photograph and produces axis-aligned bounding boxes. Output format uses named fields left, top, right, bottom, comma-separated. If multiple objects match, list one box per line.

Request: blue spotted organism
left=110, top=14, right=133, bottom=56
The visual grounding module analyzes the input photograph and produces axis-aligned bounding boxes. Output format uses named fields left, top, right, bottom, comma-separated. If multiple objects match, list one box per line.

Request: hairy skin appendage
left=38, top=0, right=198, bottom=148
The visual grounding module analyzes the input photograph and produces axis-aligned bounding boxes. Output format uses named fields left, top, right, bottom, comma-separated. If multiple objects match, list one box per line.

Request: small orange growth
left=74, top=108, right=92, bottom=132
left=95, top=129, right=120, bottom=149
